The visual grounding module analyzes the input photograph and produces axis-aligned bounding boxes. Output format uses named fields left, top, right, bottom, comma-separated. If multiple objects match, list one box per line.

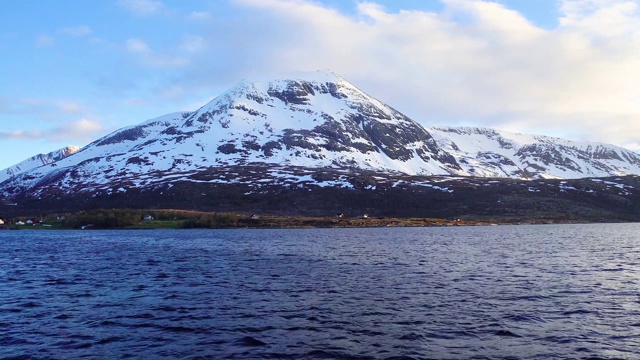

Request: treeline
left=180, top=213, right=240, bottom=228
left=62, top=209, right=141, bottom=228
left=59, top=209, right=241, bottom=229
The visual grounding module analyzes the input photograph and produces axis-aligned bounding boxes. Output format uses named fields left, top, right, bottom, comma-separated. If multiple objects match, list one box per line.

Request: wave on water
left=1, top=225, right=640, bottom=359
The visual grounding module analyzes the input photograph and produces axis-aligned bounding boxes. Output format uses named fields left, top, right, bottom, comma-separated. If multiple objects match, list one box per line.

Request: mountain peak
left=239, top=69, right=344, bottom=85
left=170, top=69, right=456, bottom=174
left=0, top=145, right=81, bottom=183
left=215, top=69, right=360, bottom=106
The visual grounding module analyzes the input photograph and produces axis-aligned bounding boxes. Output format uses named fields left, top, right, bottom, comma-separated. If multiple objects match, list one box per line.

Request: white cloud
left=0, top=119, right=105, bottom=142
left=158, top=85, right=185, bottom=99
left=189, top=11, right=212, bottom=21
left=123, top=98, right=149, bottom=106
left=125, top=38, right=189, bottom=68
left=36, top=34, right=55, bottom=48
left=126, top=38, right=151, bottom=53
left=157, top=57, right=189, bottom=68
left=21, top=0, right=638, bottom=153
left=117, top=0, right=164, bottom=16
left=560, top=0, right=640, bottom=37
left=173, top=0, right=639, bottom=150
left=442, top=0, right=546, bottom=42
left=180, top=35, right=206, bottom=53
left=0, top=98, right=85, bottom=117
left=0, top=98, right=103, bottom=145
left=59, top=25, right=92, bottom=37
left=57, top=101, right=83, bottom=114
left=62, top=119, right=105, bottom=140
left=0, top=130, right=42, bottom=140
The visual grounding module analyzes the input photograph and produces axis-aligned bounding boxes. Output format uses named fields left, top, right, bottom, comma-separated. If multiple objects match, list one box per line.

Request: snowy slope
left=2, top=70, right=640, bottom=199
left=0, top=145, right=81, bottom=183
left=428, top=127, right=640, bottom=179
left=0, top=71, right=462, bottom=196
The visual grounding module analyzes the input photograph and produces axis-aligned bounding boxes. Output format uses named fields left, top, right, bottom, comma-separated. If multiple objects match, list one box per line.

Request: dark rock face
left=261, top=141, right=282, bottom=157
left=514, top=143, right=640, bottom=175
left=516, top=144, right=581, bottom=172
left=429, top=125, right=640, bottom=179
left=95, top=127, right=146, bottom=146
left=217, top=143, right=244, bottom=155
left=126, top=156, right=152, bottom=166
left=191, top=76, right=463, bottom=172
left=313, top=119, right=371, bottom=153
left=259, top=93, right=463, bottom=171
left=591, top=146, right=624, bottom=161
left=265, top=79, right=348, bottom=106
left=267, top=81, right=316, bottom=105
left=476, top=152, right=526, bottom=177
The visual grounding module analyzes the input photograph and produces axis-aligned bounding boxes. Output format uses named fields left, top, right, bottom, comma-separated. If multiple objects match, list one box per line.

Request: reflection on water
left=1, top=224, right=639, bottom=359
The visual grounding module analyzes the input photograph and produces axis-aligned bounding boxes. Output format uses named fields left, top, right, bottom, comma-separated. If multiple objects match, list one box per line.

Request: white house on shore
left=0, top=219, right=4, bottom=225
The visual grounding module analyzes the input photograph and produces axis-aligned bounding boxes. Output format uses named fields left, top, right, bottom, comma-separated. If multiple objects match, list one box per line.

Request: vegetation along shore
left=0, top=209, right=613, bottom=231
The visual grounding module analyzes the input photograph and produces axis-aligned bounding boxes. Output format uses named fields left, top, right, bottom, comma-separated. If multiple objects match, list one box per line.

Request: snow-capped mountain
left=0, top=145, right=80, bottom=183
left=2, top=70, right=640, bottom=200
left=428, top=127, right=640, bottom=179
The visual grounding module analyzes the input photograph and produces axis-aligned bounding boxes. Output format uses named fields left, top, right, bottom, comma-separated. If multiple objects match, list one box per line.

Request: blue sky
left=1, top=0, right=639, bottom=170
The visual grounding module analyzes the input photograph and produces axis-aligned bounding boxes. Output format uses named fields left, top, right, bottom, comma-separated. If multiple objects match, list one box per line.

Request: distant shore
left=2, top=209, right=598, bottom=230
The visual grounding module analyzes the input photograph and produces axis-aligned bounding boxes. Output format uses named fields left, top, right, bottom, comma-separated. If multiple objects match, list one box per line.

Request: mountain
left=0, top=70, right=463, bottom=196
left=0, top=145, right=81, bottom=184
left=428, top=126, right=640, bottom=179
left=2, top=70, right=640, bottom=220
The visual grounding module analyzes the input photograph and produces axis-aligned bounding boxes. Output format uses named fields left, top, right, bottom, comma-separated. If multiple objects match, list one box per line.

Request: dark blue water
left=1, top=224, right=639, bottom=359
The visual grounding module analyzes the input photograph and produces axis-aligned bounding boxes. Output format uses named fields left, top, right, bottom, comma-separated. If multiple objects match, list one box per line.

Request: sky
left=1, top=0, right=640, bottom=170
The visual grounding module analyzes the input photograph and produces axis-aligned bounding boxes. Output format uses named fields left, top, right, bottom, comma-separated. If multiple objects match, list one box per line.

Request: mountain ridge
left=2, top=70, right=640, bottom=220
left=0, top=145, right=81, bottom=184
left=428, top=126, right=640, bottom=179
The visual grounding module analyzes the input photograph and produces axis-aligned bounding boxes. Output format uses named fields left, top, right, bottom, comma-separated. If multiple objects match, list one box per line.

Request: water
left=1, top=224, right=639, bottom=359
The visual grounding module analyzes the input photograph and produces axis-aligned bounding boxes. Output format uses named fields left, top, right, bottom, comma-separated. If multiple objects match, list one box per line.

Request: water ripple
left=1, top=225, right=640, bottom=359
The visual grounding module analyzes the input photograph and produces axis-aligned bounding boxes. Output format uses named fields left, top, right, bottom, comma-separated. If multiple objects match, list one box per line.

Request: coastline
left=3, top=210, right=603, bottom=230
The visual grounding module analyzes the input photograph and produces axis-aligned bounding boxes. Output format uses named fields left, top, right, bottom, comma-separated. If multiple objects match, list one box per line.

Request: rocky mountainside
left=0, top=70, right=464, bottom=198
left=0, top=145, right=80, bottom=184
left=428, top=126, right=640, bottom=179
left=2, top=70, right=640, bottom=220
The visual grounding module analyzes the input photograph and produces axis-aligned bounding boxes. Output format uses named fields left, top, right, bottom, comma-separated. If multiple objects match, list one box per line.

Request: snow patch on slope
left=0, top=145, right=81, bottom=183
left=429, top=126, right=640, bottom=179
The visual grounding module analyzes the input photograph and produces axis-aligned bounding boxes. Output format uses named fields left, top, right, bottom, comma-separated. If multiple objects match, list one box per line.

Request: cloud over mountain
left=176, top=0, right=640, bottom=151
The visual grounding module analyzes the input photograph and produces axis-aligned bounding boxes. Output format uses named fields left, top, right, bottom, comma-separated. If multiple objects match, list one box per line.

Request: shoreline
left=3, top=212, right=606, bottom=231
